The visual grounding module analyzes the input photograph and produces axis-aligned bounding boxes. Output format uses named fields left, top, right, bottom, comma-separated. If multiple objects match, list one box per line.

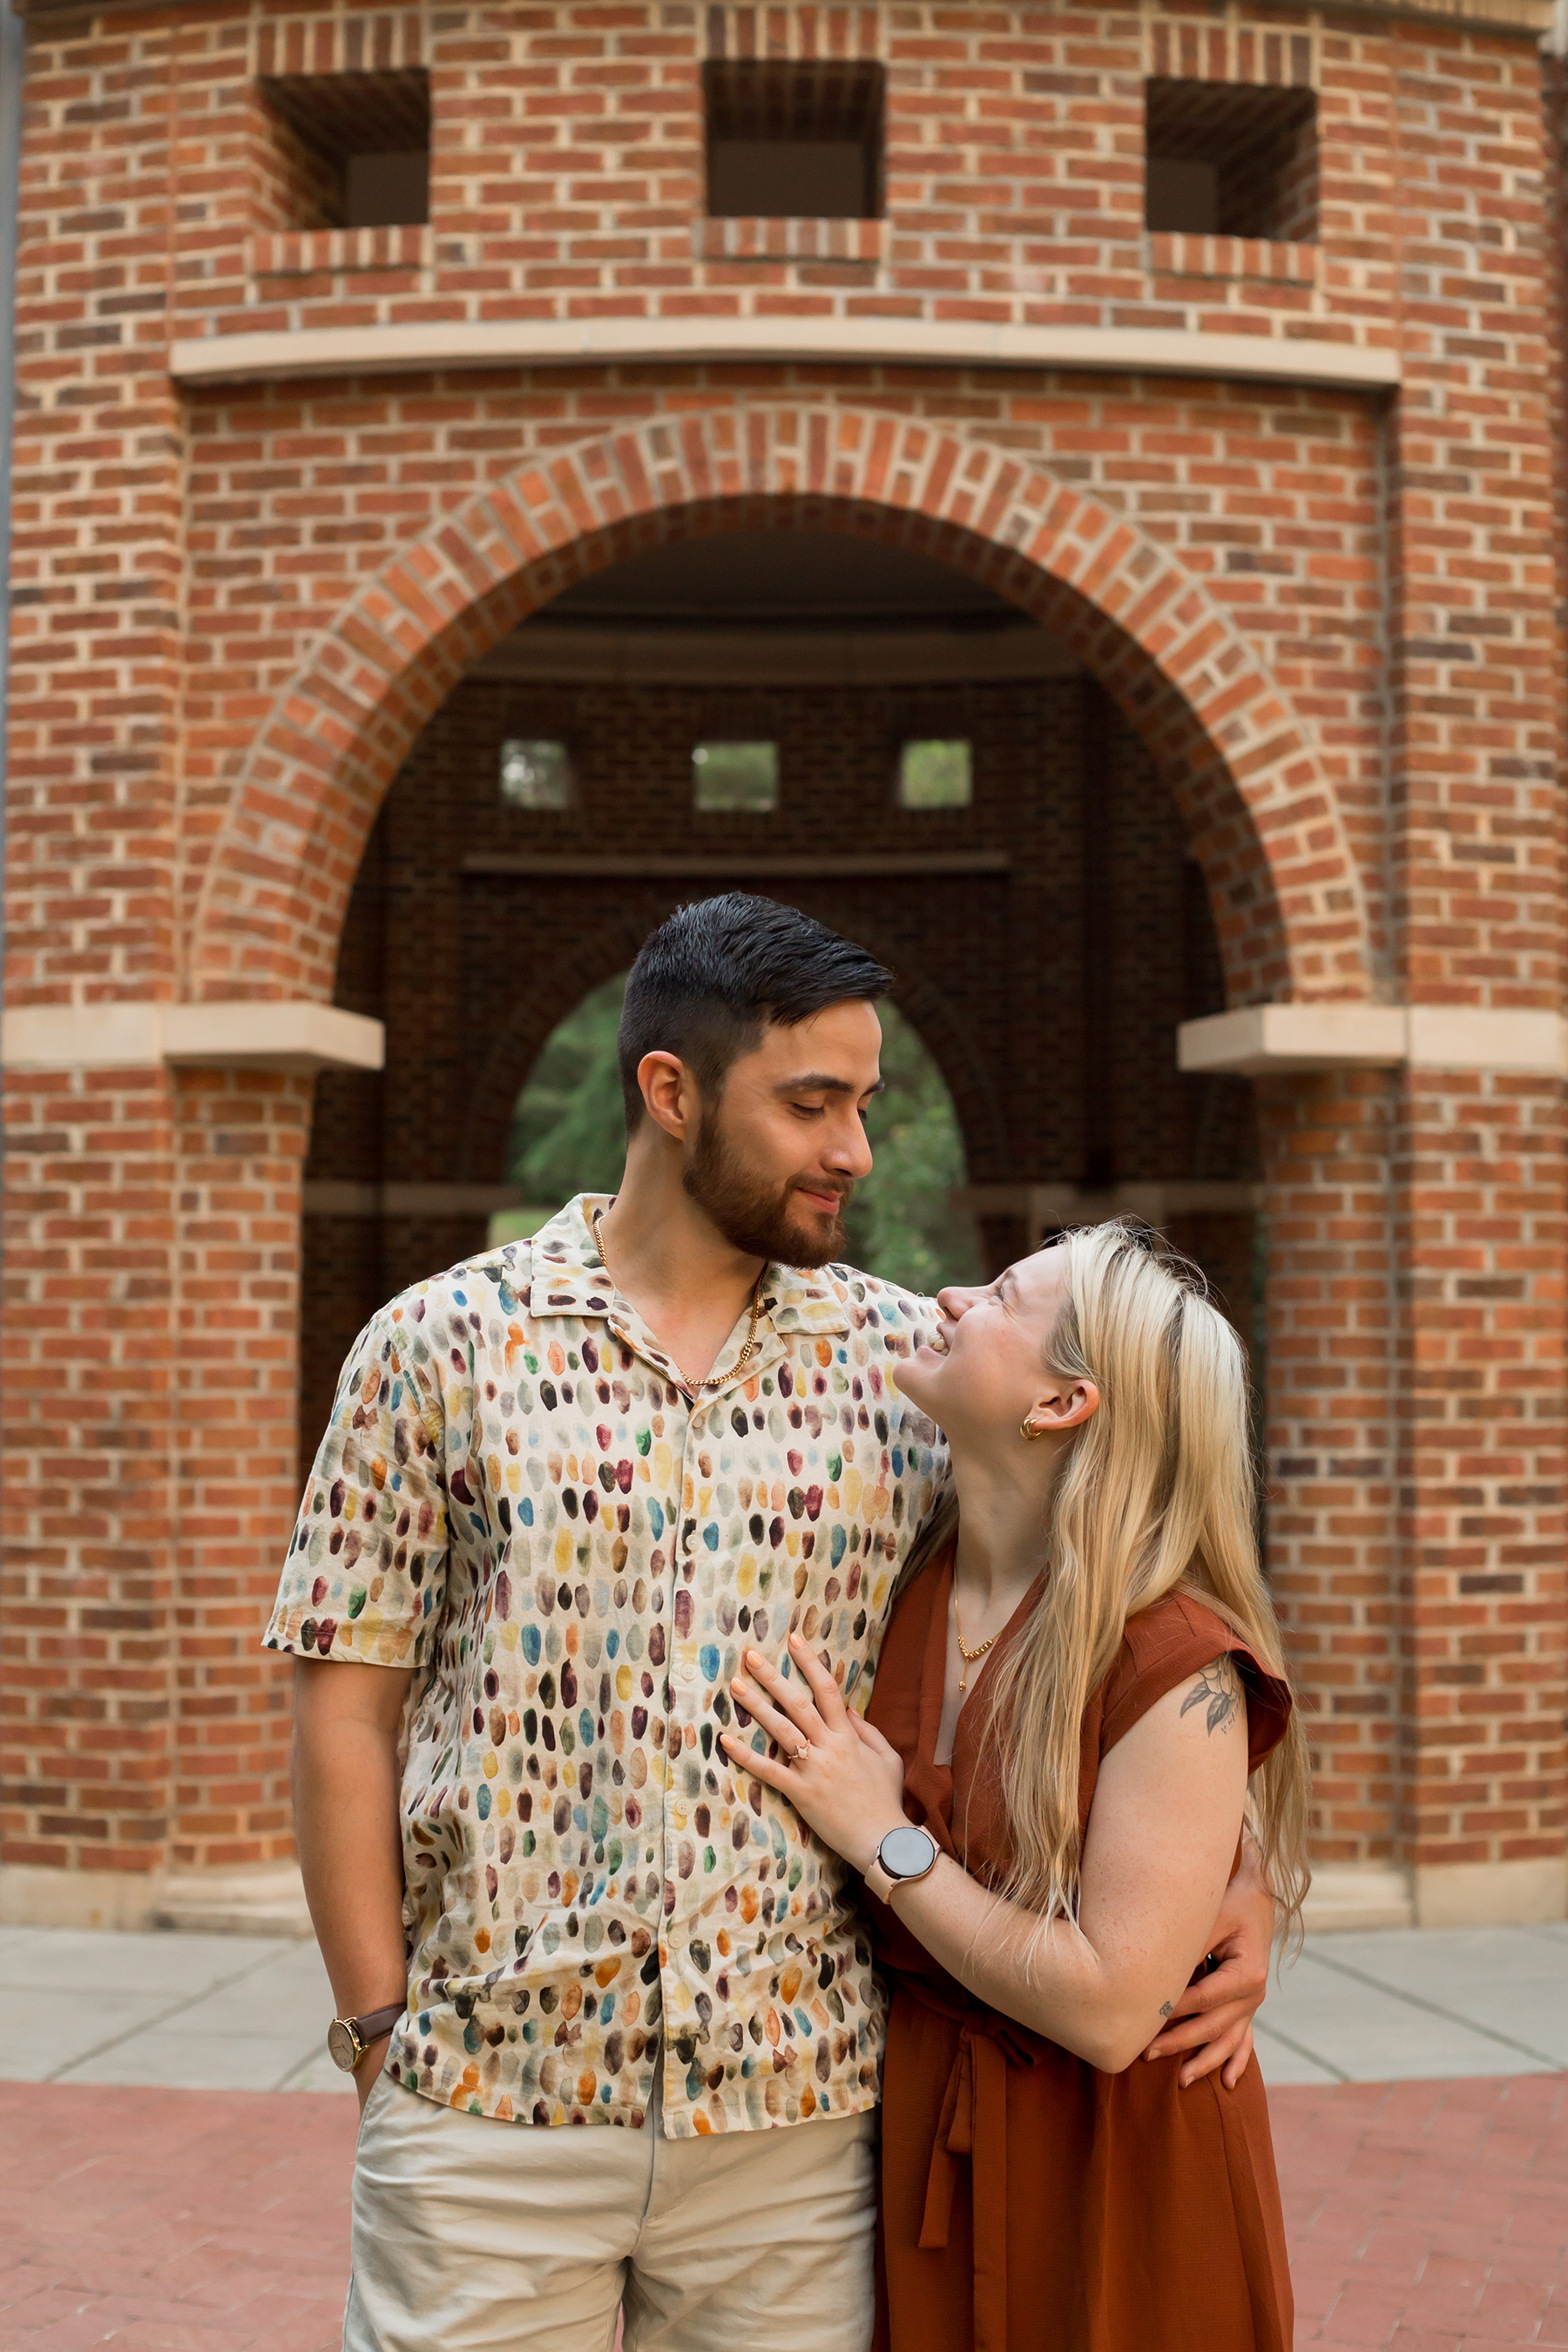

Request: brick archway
left=186, top=406, right=1375, bottom=1010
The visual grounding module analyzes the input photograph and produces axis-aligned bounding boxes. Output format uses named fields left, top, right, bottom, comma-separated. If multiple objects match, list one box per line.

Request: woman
left=720, top=1223, right=1308, bottom=2352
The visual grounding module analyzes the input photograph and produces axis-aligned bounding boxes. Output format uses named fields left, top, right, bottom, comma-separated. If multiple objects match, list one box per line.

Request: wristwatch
left=864, top=1823, right=939, bottom=1904
left=327, top=2000, right=407, bottom=2073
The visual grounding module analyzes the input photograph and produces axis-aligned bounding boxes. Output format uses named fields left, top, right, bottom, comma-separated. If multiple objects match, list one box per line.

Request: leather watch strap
left=864, top=1856, right=895, bottom=1903
left=328, top=1997, right=408, bottom=2072
left=353, top=2001, right=407, bottom=2042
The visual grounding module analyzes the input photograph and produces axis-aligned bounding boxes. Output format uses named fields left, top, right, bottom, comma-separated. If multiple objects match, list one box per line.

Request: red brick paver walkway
left=3, top=2074, right=1563, bottom=2348
left=1, top=2082, right=357, bottom=2349
left=1278, top=2073, right=1567, bottom=2348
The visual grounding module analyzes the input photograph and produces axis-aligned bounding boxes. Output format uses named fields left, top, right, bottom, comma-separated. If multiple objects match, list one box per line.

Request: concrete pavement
left=1255, top=1921, right=1568, bottom=2086
left=0, top=1925, right=352, bottom=2096
left=0, top=1916, right=1562, bottom=2095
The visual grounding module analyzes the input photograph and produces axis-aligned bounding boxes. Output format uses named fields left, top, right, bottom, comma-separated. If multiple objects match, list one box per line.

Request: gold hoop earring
left=1020, top=1416, right=1046, bottom=1442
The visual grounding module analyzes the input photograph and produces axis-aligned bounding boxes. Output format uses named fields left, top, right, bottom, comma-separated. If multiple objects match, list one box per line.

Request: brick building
left=1, top=0, right=1565, bottom=1937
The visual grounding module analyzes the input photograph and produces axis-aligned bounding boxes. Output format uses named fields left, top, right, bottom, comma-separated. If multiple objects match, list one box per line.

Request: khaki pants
left=343, top=2071, right=879, bottom=2352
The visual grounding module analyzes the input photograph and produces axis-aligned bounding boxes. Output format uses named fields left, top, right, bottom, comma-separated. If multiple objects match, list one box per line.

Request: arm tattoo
left=1180, top=1654, right=1241, bottom=1737
left=1159, top=2001, right=1174, bottom=2020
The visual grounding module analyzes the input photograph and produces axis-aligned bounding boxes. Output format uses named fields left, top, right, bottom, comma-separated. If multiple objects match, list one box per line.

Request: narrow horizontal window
left=1145, top=79, right=1317, bottom=243
left=500, top=739, right=574, bottom=810
left=899, top=740, right=972, bottom=810
left=258, top=67, right=431, bottom=232
left=705, top=61, right=884, bottom=220
left=693, top=741, right=779, bottom=813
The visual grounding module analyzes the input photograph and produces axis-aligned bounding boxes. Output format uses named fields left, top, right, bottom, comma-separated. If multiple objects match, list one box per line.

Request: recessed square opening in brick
left=899, top=740, right=972, bottom=810
left=259, top=67, right=431, bottom=230
left=704, top=61, right=884, bottom=220
left=693, top=742, right=780, bottom=813
left=500, top=739, right=575, bottom=811
left=1144, top=79, right=1317, bottom=241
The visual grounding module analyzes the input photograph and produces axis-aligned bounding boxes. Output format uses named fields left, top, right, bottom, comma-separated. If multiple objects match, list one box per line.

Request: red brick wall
left=154, top=6, right=1389, bottom=348
left=4, top=0, right=1564, bottom=1907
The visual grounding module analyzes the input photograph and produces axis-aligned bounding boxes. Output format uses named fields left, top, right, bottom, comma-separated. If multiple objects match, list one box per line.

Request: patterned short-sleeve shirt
left=267, top=1197, right=946, bottom=2137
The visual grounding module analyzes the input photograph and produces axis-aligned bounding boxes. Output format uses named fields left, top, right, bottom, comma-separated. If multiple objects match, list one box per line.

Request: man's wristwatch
left=327, top=2000, right=407, bottom=2073
left=863, top=1823, right=939, bottom=1904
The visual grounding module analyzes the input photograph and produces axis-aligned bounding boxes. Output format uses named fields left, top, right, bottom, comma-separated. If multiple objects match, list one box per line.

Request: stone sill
left=1, top=1000, right=386, bottom=1073
left=697, top=216, right=885, bottom=264
left=252, top=224, right=430, bottom=280
left=1146, top=231, right=1319, bottom=287
left=1177, top=1003, right=1568, bottom=1078
left=169, top=316, right=1402, bottom=392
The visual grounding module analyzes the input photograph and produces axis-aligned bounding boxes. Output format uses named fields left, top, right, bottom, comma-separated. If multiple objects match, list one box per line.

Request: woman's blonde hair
left=961, top=1222, right=1310, bottom=1948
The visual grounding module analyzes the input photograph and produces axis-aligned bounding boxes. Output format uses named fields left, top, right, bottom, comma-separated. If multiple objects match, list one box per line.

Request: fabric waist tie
left=905, top=1984, right=1037, bottom=2352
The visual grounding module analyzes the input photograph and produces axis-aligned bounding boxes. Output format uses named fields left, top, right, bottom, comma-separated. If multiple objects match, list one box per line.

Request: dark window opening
left=704, top=61, right=884, bottom=220
left=259, top=67, right=430, bottom=231
left=1145, top=79, right=1316, bottom=243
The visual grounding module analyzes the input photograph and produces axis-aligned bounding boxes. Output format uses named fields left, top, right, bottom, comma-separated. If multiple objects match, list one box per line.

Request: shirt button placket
left=659, top=1392, right=705, bottom=2115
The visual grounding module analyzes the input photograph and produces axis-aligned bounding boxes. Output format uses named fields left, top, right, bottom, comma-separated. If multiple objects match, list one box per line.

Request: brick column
left=1396, top=1067, right=1568, bottom=1925
left=1, top=1055, right=315, bottom=1925
left=0, top=1064, right=180, bottom=1922
left=1259, top=1071, right=1403, bottom=1893
left=171, top=1067, right=312, bottom=1879
left=1378, top=22, right=1568, bottom=1924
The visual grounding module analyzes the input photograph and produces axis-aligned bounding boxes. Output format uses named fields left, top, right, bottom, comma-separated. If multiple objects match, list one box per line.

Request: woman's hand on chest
left=722, top=1633, right=910, bottom=1876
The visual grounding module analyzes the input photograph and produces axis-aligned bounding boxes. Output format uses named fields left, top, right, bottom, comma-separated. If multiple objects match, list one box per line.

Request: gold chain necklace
left=952, top=1576, right=1000, bottom=1693
left=591, top=1207, right=763, bottom=1394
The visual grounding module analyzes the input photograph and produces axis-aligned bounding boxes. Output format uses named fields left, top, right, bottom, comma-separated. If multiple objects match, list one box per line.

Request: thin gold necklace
left=591, top=1206, right=763, bottom=1393
left=952, top=1575, right=1000, bottom=1693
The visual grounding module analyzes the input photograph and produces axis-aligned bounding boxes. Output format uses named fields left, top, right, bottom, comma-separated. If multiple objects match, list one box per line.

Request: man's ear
left=638, top=1051, right=698, bottom=1144
left=1028, top=1376, right=1100, bottom=1434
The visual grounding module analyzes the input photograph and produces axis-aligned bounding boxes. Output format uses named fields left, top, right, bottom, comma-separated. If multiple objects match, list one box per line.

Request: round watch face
left=878, top=1824, right=937, bottom=1882
left=327, top=2018, right=361, bottom=2072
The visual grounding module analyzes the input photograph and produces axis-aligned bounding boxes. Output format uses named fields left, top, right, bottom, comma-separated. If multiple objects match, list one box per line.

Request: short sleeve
left=264, top=1305, right=450, bottom=1668
left=1098, top=1597, right=1293, bottom=1774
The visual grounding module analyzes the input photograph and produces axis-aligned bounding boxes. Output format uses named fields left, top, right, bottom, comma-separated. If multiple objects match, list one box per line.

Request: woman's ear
left=1028, top=1376, right=1100, bottom=1435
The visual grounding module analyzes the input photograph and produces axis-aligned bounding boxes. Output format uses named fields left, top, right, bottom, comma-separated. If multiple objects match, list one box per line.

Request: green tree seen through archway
left=493, top=977, right=982, bottom=1295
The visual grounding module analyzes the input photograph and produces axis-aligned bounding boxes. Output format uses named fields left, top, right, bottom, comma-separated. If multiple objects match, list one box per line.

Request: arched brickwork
left=186, top=407, right=1376, bottom=1011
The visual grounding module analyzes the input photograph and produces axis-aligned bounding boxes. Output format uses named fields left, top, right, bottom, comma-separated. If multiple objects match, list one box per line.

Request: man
left=268, top=894, right=1272, bottom=2352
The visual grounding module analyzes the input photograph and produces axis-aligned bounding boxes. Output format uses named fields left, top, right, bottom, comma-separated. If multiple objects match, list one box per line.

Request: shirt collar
left=525, top=1196, right=617, bottom=1318
left=527, top=1194, right=850, bottom=1337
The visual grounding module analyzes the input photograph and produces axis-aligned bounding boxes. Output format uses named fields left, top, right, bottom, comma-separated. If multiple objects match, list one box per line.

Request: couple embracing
left=268, top=893, right=1308, bottom=2352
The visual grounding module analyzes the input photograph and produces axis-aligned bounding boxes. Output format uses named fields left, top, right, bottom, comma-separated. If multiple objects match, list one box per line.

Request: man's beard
left=682, top=1112, right=851, bottom=1268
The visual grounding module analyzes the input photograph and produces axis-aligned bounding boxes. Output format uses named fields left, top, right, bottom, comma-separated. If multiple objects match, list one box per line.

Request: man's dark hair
left=618, top=895, right=892, bottom=1126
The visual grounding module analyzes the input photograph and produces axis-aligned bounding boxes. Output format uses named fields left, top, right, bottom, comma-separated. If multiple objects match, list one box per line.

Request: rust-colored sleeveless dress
left=864, top=1544, right=1294, bottom=2352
